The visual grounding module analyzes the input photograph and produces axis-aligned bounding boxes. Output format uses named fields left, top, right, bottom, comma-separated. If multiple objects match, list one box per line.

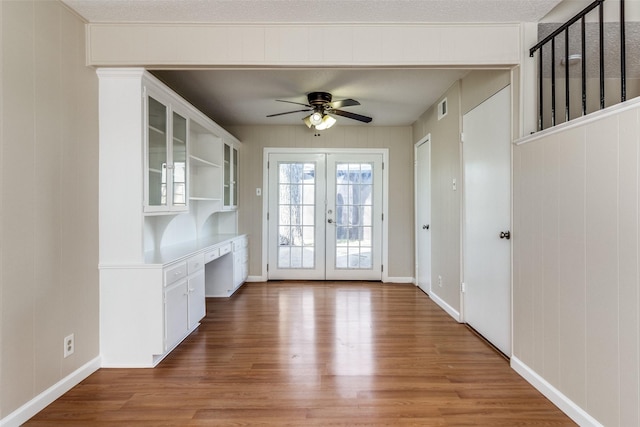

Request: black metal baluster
left=565, top=28, right=570, bottom=123
left=551, top=37, right=556, bottom=126
left=599, top=0, right=605, bottom=109
left=621, top=0, right=627, bottom=102
left=582, top=16, right=587, bottom=116
left=539, top=47, right=544, bottom=130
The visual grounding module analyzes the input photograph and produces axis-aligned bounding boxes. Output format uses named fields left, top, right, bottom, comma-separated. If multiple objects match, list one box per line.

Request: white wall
left=0, top=0, right=100, bottom=421
left=411, top=70, right=512, bottom=317
left=513, top=101, right=640, bottom=427
left=226, top=125, right=414, bottom=280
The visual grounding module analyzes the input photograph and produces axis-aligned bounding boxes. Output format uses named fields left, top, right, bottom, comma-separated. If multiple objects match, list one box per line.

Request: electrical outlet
left=438, top=275, right=443, bottom=287
left=64, top=334, right=74, bottom=358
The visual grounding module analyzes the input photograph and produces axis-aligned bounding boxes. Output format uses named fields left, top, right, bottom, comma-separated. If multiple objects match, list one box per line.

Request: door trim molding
left=262, top=147, right=389, bottom=281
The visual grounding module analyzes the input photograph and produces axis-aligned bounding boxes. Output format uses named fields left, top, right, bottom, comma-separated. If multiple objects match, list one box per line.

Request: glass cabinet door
left=147, top=96, right=168, bottom=208
left=224, top=143, right=231, bottom=206
left=232, top=147, right=238, bottom=206
left=172, top=112, right=187, bottom=207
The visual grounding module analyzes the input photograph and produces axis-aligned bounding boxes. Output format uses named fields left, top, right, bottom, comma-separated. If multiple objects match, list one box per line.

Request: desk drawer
left=164, top=262, right=187, bottom=286
left=218, top=243, right=232, bottom=257
left=204, top=248, right=220, bottom=263
left=233, top=236, right=248, bottom=252
left=187, top=253, right=205, bottom=273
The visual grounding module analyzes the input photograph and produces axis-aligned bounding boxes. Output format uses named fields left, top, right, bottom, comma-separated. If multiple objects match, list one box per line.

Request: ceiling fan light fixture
left=303, top=115, right=313, bottom=128
left=310, top=111, right=323, bottom=126
left=315, top=114, right=337, bottom=130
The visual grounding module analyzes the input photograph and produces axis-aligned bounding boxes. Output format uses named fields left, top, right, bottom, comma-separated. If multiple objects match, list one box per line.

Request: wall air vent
left=438, top=98, right=447, bottom=120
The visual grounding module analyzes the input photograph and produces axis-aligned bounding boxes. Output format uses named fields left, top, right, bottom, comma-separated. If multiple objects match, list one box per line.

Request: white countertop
left=144, top=233, right=244, bottom=265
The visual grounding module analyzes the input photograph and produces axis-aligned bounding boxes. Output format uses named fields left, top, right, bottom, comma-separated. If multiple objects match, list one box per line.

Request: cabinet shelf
left=173, top=136, right=186, bottom=144
left=189, top=197, right=222, bottom=201
left=149, top=125, right=166, bottom=135
left=149, top=168, right=163, bottom=174
left=190, top=155, right=221, bottom=168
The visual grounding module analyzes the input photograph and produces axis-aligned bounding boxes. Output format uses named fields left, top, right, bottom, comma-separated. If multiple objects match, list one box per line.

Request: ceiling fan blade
left=276, top=99, right=311, bottom=108
left=266, top=109, right=311, bottom=118
left=331, top=109, right=373, bottom=123
left=330, top=98, right=360, bottom=109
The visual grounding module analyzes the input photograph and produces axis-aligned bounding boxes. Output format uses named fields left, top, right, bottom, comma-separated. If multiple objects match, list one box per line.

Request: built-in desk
left=99, top=234, right=248, bottom=368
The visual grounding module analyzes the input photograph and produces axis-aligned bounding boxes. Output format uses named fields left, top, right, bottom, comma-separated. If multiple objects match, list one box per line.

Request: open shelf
left=190, top=155, right=221, bottom=168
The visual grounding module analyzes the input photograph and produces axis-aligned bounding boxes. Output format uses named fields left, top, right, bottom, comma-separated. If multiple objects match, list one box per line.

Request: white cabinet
left=186, top=253, right=206, bottom=329
left=188, top=270, right=206, bottom=329
left=233, top=236, right=249, bottom=289
left=223, top=141, right=239, bottom=210
left=164, top=279, right=189, bottom=352
left=98, top=68, right=244, bottom=368
left=145, top=88, right=189, bottom=214
left=163, top=254, right=206, bottom=352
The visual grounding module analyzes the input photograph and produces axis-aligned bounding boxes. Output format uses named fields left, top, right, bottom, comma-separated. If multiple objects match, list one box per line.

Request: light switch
left=256, top=188, right=262, bottom=196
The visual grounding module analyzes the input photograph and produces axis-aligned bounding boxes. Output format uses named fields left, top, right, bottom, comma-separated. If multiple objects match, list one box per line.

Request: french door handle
left=422, top=224, right=430, bottom=230
left=499, top=231, right=511, bottom=240
left=327, top=219, right=334, bottom=224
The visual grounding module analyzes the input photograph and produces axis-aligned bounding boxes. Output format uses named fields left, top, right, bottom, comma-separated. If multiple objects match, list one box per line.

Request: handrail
left=529, top=0, right=627, bottom=131
left=529, top=0, right=604, bottom=57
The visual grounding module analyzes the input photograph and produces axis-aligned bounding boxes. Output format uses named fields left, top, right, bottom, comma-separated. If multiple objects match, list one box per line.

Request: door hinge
left=460, top=132, right=464, bottom=143
left=267, top=161, right=270, bottom=169
left=381, top=213, right=384, bottom=221
left=381, top=265, right=384, bottom=273
left=267, top=212, right=269, bottom=220
left=461, top=282, right=466, bottom=293
left=266, top=264, right=269, bottom=272
left=382, top=162, right=385, bottom=170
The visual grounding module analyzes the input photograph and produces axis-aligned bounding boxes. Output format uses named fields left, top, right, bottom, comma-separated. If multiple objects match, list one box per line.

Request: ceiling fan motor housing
left=307, top=92, right=332, bottom=106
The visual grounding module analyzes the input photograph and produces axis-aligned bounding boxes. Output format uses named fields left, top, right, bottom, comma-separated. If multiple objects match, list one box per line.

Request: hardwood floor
left=27, top=282, right=575, bottom=426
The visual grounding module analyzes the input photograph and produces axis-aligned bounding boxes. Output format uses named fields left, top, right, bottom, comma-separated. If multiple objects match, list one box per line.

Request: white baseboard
left=383, top=276, right=414, bottom=283
left=511, top=356, right=603, bottom=427
left=246, top=276, right=414, bottom=284
left=428, top=290, right=461, bottom=322
left=0, top=356, right=101, bottom=427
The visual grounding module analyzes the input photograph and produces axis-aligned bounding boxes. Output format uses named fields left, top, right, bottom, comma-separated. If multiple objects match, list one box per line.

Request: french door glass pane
left=334, top=162, right=373, bottom=270
left=277, top=162, right=316, bottom=269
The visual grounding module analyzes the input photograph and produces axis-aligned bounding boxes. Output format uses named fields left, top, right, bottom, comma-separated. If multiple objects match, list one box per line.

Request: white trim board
left=511, top=357, right=604, bottom=427
left=429, top=290, right=462, bottom=322
left=261, top=148, right=390, bottom=282
left=0, top=357, right=101, bottom=427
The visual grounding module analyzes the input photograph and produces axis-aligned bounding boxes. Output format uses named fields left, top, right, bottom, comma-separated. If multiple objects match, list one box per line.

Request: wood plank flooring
left=27, top=282, right=575, bottom=426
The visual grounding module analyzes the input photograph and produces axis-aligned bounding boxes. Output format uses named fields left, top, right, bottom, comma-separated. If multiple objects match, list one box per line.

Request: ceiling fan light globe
left=315, top=115, right=337, bottom=130
left=310, top=112, right=323, bottom=126
left=303, top=115, right=313, bottom=128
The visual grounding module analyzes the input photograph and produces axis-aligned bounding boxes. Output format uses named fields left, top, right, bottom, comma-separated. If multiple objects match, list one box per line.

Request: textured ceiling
left=152, top=68, right=470, bottom=127
left=63, top=0, right=565, bottom=127
left=63, top=0, right=563, bottom=24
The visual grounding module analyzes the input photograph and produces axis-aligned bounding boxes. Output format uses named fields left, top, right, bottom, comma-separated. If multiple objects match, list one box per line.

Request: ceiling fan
left=267, top=92, right=373, bottom=130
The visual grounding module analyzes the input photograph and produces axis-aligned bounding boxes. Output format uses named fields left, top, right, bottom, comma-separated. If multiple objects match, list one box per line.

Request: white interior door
left=415, top=137, right=431, bottom=293
left=462, top=85, right=511, bottom=356
left=267, top=151, right=383, bottom=281
left=268, top=153, right=326, bottom=280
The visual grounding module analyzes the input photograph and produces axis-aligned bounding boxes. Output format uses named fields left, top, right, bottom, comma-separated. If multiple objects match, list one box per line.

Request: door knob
left=422, top=224, right=430, bottom=230
left=499, top=231, right=511, bottom=240
left=328, top=219, right=334, bottom=224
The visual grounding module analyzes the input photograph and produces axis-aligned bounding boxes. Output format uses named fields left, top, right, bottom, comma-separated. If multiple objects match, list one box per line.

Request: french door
left=267, top=151, right=383, bottom=281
